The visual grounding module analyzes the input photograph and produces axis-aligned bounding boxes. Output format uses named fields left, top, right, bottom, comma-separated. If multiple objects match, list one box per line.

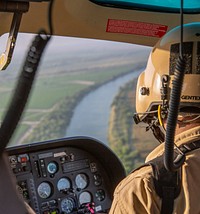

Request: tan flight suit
left=109, top=126, right=200, bottom=214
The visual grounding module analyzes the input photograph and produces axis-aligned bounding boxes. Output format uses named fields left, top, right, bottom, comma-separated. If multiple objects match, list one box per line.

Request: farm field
left=0, top=34, right=151, bottom=147
left=6, top=65, right=134, bottom=145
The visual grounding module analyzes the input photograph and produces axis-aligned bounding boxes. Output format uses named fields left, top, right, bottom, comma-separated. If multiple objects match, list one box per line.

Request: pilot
left=109, top=23, right=200, bottom=214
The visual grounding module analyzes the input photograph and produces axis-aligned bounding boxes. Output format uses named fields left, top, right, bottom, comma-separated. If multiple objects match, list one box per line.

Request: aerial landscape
left=0, top=33, right=155, bottom=173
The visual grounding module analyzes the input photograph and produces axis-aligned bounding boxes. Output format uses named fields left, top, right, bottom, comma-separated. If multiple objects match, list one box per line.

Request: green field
left=10, top=124, right=30, bottom=146
left=0, top=35, right=150, bottom=147
left=2, top=63, right=140, bottom=146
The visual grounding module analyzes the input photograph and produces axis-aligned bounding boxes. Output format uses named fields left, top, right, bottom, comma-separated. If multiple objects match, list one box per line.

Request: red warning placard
left=106, top=19, right=168, bottom=38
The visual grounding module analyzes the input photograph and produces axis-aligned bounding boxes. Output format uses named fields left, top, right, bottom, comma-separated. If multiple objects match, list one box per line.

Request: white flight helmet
left=135, top=23, right=200, bottom=141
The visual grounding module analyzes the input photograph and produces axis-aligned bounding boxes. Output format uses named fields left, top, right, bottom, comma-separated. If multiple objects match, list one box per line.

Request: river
left=66, top=69, right=142, bottom=145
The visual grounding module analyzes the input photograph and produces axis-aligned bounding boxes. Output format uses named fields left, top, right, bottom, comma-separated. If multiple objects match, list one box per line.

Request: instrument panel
left=6, top=137, right=125, bottom=214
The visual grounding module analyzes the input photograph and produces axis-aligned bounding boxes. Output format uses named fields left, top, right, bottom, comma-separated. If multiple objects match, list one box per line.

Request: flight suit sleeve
left=109, top=166, right=161, bottom=214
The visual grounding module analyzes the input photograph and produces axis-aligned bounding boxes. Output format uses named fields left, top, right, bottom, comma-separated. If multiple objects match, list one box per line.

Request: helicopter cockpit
left=0, top=0, right=200, bottom=214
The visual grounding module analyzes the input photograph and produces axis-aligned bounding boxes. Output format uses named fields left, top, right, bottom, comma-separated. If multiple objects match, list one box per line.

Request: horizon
left=0, top=33, right=151, bottom=76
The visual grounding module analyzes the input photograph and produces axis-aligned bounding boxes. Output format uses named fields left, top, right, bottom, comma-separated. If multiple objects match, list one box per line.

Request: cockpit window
left=0, top=33, right=155, bottom=172
left=91, top=0, right=200, bottom=13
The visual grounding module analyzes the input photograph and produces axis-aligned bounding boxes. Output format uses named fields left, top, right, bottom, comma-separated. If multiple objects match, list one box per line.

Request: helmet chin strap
left=133, top=105, right=167, bottom=144
left=150, top=123, right=165, bottom=143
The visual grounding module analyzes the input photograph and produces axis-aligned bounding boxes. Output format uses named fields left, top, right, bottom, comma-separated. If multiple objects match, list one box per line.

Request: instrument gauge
left=57, top=177, right=71, bottom=192
left=95, top=189, right=105, bottom=201
left=47, top=162, right=58, bottom=174
left=61, top=198, right=75, bottom=213
left=75, top=173, right=88, bottom=190
left=79, top=191, right=92, bottom=205
left=37, top=182, right=52, bottom=199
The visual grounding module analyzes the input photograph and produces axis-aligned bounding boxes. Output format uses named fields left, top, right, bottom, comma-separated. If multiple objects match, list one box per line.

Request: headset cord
left=0, top=31, right=51, bottom=155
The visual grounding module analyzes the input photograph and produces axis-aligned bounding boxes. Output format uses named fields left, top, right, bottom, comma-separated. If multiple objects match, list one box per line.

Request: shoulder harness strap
left=131, top=140, right=200, bottom=214
left=148, top=155, right=181, bottom=214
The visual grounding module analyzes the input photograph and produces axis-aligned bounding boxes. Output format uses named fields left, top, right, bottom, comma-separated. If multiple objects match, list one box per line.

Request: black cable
left=164, top=57, right=186, bottom=171
left=0, top=31, right=51, bottom=155
left=164, top=0, right=186, bottom=172
left=180, top=0, right=184, bottom=58
left=0, top=0, right=54, bottom=154
left=48, top=0, right=54, bottom=35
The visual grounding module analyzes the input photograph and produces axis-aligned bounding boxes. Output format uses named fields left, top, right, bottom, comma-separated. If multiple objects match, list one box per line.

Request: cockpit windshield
left=0, top=33, right=157, bottom=173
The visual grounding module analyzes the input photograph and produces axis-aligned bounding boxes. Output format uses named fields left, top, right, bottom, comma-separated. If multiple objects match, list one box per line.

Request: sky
left=0, top=33, right=150, bottom=55
left=0, top=33, right=151, bottom=76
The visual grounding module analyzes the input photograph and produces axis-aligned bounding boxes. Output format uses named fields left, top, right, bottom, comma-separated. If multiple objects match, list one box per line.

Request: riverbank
left=66, top=68, right=143, bottom=143
left=19, top=63, right=145, bottom=145
left=108, top=78, right=158, bottom=173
